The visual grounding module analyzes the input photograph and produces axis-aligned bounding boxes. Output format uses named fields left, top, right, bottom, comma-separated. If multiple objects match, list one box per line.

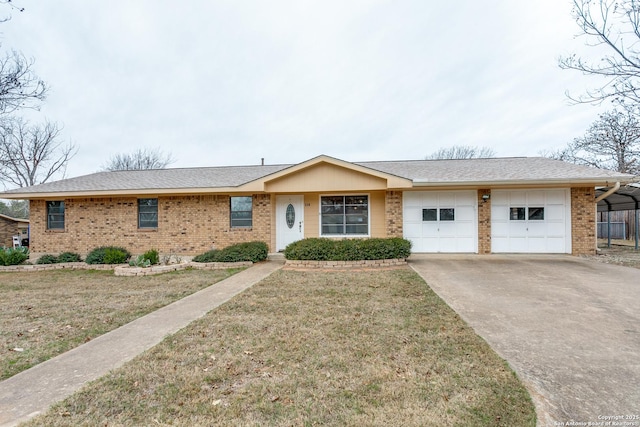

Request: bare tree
left=0, top=50, right=47, bottom=115
left=102, top=147, right=175, bottom=171
left=426, top=145, right=496, bottom=160
left=559, top=0, right=640, bottom=104
left=544, top=107, right=640, bottom=174
left=0, top=117, right=77, bottom=187
left=0, top=198, right=27, bottom=218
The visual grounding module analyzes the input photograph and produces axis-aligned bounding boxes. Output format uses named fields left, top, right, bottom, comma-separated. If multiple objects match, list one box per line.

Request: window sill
left=138, top=228, right=158, bottom=232
left=46, top=229, right=65, bottom=233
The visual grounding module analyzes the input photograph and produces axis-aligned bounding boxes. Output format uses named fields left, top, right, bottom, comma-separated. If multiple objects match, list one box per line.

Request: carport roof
left=596, top=183, right=640, bottom=212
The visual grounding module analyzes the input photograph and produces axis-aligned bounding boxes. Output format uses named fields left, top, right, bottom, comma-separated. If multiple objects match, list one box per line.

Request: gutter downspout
left=595, top=182, right=620, bottom=203
left=594, top=182, right=620, bottom=252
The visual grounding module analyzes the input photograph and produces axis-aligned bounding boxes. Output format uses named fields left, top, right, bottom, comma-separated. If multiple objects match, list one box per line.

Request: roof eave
left=0, top=186, right=257, bottom=199
left=412, top=177, right=632, bottom=187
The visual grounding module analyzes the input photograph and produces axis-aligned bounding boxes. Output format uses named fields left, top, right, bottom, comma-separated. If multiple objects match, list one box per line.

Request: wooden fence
left=597, top=210, right=639, bottom=240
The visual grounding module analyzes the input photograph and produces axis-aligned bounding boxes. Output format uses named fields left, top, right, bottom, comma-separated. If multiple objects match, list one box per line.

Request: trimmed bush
left=193, top=241, right=268, bottom=263
left=284, top=238, right=412, bottom=261
left=36, top=254, right=59, bottom=265
left=0, top=247, right=29, bottom=266
left=85, top=246, right=131, bottom=265
left=57, top=252, right=83, bottom=263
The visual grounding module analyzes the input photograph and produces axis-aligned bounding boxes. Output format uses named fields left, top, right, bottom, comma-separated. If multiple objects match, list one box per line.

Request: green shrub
left=0, top=247, right=29, bottom=266
left=284, top=238, right=412, bottom=261
left=192, top=241, right=268, bottom=263
left=192, top=249, right=219, bottom=263
left=129, top=255, right=151, bottom=268
left=142, top=249, right=159, bottom=265
left=85, top=246, right=131, bottom=265
left=57, top=252, right=82, bottom=263
left=36, top=254, right=59, bottom=264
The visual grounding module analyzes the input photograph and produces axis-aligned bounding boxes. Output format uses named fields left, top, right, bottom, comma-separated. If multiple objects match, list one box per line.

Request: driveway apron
left=409, top=254, right=640, bottom=427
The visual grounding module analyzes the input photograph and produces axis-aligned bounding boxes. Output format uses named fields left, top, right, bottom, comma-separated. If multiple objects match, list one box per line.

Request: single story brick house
left=0, top=214, right=29, bottom=248
left=0, top=155, right=633, bottom=258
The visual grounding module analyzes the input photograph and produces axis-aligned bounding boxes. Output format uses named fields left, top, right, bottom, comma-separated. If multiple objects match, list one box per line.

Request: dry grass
left=0, top=268, right=240, bottom=381
left=25, top=268, right=536, bottom=426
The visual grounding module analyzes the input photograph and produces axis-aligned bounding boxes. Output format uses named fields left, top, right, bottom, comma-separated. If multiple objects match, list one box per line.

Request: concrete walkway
left=0, top=260, right=284, bottom=427
left=409, top=254, right=640, bottom=427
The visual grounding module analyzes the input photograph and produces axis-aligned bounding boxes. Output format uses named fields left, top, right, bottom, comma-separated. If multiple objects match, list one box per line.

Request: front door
left=276, top=195, right=304, bottom=251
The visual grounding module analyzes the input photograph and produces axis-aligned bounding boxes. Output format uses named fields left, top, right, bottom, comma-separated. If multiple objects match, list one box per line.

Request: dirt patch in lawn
left=581, top=241, right=640, bottom=269
left=25, top=268, right=536, bottom=427
left=0, top=268, right=241, bottom=381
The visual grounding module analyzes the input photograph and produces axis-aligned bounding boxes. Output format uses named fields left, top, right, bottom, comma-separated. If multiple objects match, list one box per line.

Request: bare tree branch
left=542, top=106, right=640, bottom=174
left=425, top=145, right=496, bottom=160
left=102, top=147, right=175, bottom=171
left=0, top=50, right=47, bottom=115
left=0, top=117, right=77, bottom=188
left=560, top=0, right=640, bottom=104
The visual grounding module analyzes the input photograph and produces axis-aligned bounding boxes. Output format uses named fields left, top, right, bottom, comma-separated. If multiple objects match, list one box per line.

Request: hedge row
left=36, top=252, right=83, bottom=264
left=283, top=238, right=412, bottom=261
left=193, top=241, right=269, bottom=263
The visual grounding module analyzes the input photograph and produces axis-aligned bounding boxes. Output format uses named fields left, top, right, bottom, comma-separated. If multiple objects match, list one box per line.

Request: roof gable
left=241, top=155, right=413, bottom=192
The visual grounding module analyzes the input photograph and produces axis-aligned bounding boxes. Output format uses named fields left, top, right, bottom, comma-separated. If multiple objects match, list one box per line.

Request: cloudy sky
left=0, top=0, right=609, bottom=180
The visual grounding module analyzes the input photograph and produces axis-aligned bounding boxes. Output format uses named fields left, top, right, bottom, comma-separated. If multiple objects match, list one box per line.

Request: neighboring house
left=0, top=155, right=633, bottom=257
left=0, top=214, right=29, bottom=248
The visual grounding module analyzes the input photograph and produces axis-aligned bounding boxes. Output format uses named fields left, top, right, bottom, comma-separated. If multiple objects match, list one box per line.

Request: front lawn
left=0, top=268, right=241, bottom=381
left=24, top=268, right=536, bottom=426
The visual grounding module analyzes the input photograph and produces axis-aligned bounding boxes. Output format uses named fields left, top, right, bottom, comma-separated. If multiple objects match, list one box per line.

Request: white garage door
left=403, top=191, right=477, bottom=253
left=491, top=189, right=571, bottom=253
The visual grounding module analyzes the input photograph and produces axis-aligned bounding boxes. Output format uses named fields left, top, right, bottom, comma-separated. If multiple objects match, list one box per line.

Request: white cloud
left=0, top=0, right=608, bottom=178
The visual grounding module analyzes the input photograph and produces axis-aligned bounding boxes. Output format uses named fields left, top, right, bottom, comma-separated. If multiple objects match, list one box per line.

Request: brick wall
left=0, top=217, right=26, bottom=248
left=477, top=189, right=491, bottom=254
left=29, top=194, right=272, bottom=257
left=571, top=187, right=597, bottom=255
left=385, top=191, right=403, bottom=237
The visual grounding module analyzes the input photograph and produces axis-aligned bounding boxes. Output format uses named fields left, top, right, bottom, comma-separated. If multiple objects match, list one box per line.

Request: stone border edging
left=114, top=261, right=253, bottom=276
left=0, top=261, right=253, bottom=276
left=284, top=258, right=407, bottom=270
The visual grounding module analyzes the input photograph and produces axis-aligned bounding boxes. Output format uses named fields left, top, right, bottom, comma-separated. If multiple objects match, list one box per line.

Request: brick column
left=477, top=189, right=492, bottom=254
left=385, top=191, right=403, bottom=237
left=571, top=187, right=596, bottom=255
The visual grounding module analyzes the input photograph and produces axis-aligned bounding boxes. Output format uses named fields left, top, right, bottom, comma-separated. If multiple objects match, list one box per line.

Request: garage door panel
left=404, top=206, right=422, bottom=222
left=546, top=238, right=567, bottom=252
left=404, top=193, right=422, bottom=207
left=403, top=191, right=477, bottom=253
left=527, top=191, right=545, bottom=205
left=404, top=223, right=422, bottom=238
left=491, top=189, right=570, bottom=253
left=421, top=223, right=438, bottom=237
left=546, top=190, right=566, bottom=204
left=509, top=237, right=528, bottom=252
left=546, top=205, right=565, bottom=221
left=456, top=206, right=475, bottom=221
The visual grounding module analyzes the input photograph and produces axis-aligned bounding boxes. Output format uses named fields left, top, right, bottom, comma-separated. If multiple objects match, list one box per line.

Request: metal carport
left=596, top=183, right=640, bottom=249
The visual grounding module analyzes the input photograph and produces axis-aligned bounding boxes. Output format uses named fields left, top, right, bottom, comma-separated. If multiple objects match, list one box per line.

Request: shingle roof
left=356, top=157, right=632, bottom=183
left=1, top=164, right=291, bottom=195
left=0, top=156, right=633, bottom=197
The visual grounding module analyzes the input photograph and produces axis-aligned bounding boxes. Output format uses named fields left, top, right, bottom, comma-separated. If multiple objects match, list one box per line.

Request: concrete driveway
left=409, top=254, right=640, bottom=427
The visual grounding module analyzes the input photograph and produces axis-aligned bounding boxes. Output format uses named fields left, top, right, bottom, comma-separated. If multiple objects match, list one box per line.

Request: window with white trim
left=321, top=195, right=369, bottom=235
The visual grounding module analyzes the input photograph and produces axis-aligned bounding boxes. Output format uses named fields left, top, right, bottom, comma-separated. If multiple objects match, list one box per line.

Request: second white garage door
left=403, top=191, right=477, bottom=253
left=491, top=189, right=571, bottom=253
